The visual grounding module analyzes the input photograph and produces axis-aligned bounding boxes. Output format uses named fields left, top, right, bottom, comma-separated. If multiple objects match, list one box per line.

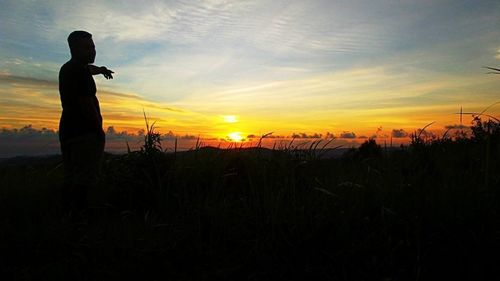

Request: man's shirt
left=58, top=59, right=104, bottom=142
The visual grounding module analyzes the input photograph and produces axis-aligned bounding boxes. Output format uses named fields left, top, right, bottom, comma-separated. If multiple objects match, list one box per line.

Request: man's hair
left=67, top=30, right=92, bottom=55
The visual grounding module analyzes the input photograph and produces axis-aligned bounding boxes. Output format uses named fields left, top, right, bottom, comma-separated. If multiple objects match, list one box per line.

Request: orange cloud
left=0, top=74, right=190, bottom=133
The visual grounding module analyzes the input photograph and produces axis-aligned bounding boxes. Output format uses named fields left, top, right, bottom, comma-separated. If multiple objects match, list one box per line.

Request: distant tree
left=358, top=138, right=382, bottom=159
left=470, top=116, right=500, bottom=142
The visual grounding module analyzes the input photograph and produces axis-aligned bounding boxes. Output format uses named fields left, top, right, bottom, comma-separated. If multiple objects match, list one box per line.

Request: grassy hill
left=1, top=118, right=499, bottom=281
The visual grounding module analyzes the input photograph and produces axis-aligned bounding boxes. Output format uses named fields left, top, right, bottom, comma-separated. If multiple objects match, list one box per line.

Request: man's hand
left=88, top=65, right=114, bottom=79
left=100, top=66, right=114, bottom=79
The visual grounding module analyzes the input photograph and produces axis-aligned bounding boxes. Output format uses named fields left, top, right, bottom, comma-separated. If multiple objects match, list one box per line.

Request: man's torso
left=58, top=59, right=103, bottom=142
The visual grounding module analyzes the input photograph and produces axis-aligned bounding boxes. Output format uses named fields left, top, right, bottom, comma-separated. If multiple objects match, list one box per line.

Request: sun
left=223, top=115, right=238, bottom=123
left=228, top=132, right=244, bottom=142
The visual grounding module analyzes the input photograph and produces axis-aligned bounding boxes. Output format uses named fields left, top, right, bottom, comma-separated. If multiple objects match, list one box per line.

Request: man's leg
left=62, top=134, right=105, bottom=213
left=61, top=141, right=74, bottom=213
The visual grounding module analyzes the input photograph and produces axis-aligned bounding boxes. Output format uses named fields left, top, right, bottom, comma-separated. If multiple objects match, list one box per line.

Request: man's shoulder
left=60, top=61, right=85, bottom=85
left=60, top=60, right=74, bottom=70
left=59, top=60, right=81, bottom=76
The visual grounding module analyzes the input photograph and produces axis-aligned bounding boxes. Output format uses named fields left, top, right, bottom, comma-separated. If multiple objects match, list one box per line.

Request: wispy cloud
left=0, top=74, right=190, bottom=131
left=176, top=63, right=499, bottom=134
left=53, top=0, right=391, bottom=55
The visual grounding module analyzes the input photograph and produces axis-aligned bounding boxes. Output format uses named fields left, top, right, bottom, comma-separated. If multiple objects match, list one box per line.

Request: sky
left=1, top=0, right=500, bottom=155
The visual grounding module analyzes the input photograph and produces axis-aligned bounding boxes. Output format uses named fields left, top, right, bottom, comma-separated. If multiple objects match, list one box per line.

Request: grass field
left=1, top=118, right=499, bottom=281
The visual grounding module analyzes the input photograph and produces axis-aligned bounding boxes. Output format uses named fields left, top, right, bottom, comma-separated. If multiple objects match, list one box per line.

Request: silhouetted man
left=59, top=30, right=114, bottom=214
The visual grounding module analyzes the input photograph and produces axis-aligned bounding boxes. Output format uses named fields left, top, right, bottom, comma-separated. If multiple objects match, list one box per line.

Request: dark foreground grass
left=1, top=120, right=499, bottom=281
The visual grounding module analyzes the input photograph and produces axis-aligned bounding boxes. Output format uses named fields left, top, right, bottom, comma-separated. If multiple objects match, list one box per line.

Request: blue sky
left=1, top=0, right=499, bottom=144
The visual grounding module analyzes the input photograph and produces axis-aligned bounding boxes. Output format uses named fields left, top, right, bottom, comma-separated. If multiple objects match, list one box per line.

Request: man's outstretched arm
left=87, top=65, right=114, bottom=79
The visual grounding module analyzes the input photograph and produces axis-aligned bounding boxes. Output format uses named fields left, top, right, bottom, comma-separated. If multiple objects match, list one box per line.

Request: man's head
left=68, top=30, right=96, bottom=64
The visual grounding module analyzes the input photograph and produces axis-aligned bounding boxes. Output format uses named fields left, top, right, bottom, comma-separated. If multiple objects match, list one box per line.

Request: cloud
left=10, top=0, right=495, bottom=63
left=106, top=126, right=199, bottom=141
left=105, top=125, right=140, bottom=138
left=0, top=73, right=57, bottom=88
left=246, top=133, right=285, bottom=139
left=180, top=60, right=494, bottom=127
left=161, top=130, right=198, bottom=140
left=496, top=48, right=500, bottom=60
left=0, top=125, right=60, bottom=157
left=246, top=132, right=336, bottom=140
left=1, top=0, right=396, bottom=97
left=0, top=124, right=208, bottom=157
left=40, top=1, right=263, bottom=48
left=1, top=125, right=57, bottom=138
left=339, top=131, right=356, bottom=139
left=0, top=74, right=191, bottom=133
left=391, top=129, right=408, bottom=138
left=0, top=73, right=186, bottom=112
left=444, top=124, right=468, bottom=130
left=291, top=132, right=322, bottom=139
left=71, top=1, right=388, bottom=54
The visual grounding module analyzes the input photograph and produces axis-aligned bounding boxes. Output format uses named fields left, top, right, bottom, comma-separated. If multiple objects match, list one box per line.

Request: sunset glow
left=223, top=115, right=238, bottom=123
left=1, top=0, right=499, bottom=156
left=228, top=132, right=244, bottom=142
